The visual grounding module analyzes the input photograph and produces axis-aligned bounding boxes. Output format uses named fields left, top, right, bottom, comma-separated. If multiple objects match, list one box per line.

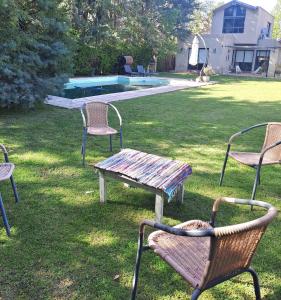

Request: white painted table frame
left=97, top=169, right=185, bottom=223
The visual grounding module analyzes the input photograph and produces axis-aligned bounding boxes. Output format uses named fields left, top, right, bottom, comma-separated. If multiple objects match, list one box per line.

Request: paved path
left=45, top=77, right=214, bottom=109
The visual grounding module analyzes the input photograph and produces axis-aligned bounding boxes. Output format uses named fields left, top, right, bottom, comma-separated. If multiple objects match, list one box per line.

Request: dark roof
left=213, top=0, right=257, bottom=13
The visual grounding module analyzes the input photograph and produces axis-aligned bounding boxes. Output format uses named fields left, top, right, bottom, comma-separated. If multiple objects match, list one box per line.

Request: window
left=223, top=5, right=246, bottom=33
left=233, top=50, right=254, bottom=71
left=198, top=49, right=207, bottom=64
left=266, top=22, right=271, bottom=37
left=255, top=50, right=270, bottom=71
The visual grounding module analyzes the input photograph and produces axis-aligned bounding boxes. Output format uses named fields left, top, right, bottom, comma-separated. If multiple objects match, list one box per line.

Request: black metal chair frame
left=136, top=65, right=150, bottom=77
left=0, top=145, right=20, bottom=236
left=219, top=123, right=281, bottom=199
left=131, top=198, right=275, bottom=300
left=80, top=102, right=123, bottom=166
left=124, top=65, right=139, bottom=76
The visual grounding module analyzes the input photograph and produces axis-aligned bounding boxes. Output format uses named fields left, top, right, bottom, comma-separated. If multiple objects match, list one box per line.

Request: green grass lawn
left=0, top=75, right=280, bottom=299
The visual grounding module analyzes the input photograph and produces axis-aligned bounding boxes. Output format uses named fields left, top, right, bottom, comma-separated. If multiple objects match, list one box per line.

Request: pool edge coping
left=45, top=76, right=216, bottom=109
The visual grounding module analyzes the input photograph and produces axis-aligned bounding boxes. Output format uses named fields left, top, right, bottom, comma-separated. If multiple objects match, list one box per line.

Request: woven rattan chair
left=131, top=197, right=277, bottom=299
left=219, top=122, right=281, bottom=199
left=0, top=144, right=20, bottom=236
left=80, top=102, right=123, bottom=165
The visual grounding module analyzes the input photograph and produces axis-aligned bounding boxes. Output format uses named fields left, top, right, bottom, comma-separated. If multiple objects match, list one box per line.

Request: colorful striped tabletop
left=95, top=149, right=192, bottom=201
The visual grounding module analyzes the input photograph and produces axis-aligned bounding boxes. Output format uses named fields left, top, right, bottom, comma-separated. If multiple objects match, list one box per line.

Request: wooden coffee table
left=94, top=149, right=192, bottom=222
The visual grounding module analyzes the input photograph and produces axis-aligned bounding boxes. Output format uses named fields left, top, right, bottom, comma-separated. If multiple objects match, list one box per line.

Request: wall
left=175, top=35, right=235, bottom=74
left=211, top=5, right=274, bottom=44
left=203, top=35, right=234, bottom=73
left=175, top=41, right=191, bottom=72
left=256, top=7, right=274, bottom=38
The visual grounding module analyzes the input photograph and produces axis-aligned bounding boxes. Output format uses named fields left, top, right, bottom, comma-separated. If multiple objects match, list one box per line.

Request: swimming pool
left=63, top=76, right=169, bottom=99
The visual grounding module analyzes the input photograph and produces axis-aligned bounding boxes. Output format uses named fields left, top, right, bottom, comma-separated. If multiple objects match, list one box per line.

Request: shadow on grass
left=0, top=78, right=280, bottom=298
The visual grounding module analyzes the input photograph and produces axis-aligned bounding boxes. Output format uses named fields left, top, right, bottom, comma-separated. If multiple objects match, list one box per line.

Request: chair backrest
left=137, top=65, right=144, bottom=73
left=200, top=199, right=277, bottom=289
left=85, top=102, right=108, bottom=128
left=124, top=64, right=132, bottom=74
left=236, top=65, right=241, bottom=73
left=262, top=122, right=281, bottom=161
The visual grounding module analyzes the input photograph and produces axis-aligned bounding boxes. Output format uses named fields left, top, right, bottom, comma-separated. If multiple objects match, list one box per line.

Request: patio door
left=233, top=50, right=254, bottom=71
left=255, top=50, right=270, bottom=72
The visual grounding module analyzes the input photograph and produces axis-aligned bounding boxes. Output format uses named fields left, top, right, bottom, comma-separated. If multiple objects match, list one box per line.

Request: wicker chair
left=80, top=102, right=123, bottom=165
left=0, top=144, right=20, bottom=236
left=219, top=122, right=281, bottom=199
left=131, top=197, right=277, bottom=300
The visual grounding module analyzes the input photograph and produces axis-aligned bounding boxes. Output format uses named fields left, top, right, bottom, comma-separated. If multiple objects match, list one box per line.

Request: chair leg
left=109, top=135, right=112, bottom=152
left=0, top=193, right=11, bottom=236
left=81, top=128, right=87, bottom=166
left=258, top=169, right=261, bottom=185
left=251, top=165, right=261, bottom=201
left=10, top=175, right=19, bottom=203
left=219, top=144, right=230, bottom=186
left=247, top=268, right=261, bottom=300
left=191, top=288, right=202, bottom=300
left=131, top=232, right=146, bottom=300
left=120, top=128, right=123, bottom=149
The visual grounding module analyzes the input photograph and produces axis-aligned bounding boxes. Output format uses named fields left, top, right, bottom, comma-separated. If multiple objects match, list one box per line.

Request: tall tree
left=272, top=0, right=281, bottom=39
left=189, top=0, right=224, bottom=34
left=67, top=0, right=199, bottom=75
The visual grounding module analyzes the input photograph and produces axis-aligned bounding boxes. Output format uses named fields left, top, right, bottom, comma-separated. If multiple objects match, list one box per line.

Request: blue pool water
left=63, top=76, right=169, bottom=99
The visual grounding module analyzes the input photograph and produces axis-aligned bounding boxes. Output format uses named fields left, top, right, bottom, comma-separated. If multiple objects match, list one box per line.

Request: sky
left=222, top=0, right=277, bottom=12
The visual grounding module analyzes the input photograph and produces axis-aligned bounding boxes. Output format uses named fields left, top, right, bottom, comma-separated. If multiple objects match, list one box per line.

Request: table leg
left=99, top=171, right=107, bottom=203
left=176, top=184, right=184, bottom=204
left=155, top=194, right=164, bottom=223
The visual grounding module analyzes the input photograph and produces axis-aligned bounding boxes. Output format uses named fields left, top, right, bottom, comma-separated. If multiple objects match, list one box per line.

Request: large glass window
left=234, top=50, right=254, bottom=71
left=223, top=5, right=246, bottom=33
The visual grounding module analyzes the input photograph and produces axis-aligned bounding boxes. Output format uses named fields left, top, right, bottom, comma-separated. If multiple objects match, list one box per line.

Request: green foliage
left=68, top=0, right=199, bottom=75
left=189, top=0, right=224, bottom=34
left=0, top=0, right=72, bottom=108
left=272, top=0, right=281, bottom=39
left=0, top=0, right=200, bottom=106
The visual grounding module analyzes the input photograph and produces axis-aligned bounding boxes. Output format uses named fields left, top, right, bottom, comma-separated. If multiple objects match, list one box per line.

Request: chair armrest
left=210, top=197, right=274, bottom=226
left=109, top=103, right=122, bottom=127
left=228, top=123, right=268, bottom=144
left=0, top=144, right=9, bottom=162
left=258, top=140, right=281, bottom=166
left=80, top=107, right=86, bottom=128
left=139, top=219, right=214, bottom=237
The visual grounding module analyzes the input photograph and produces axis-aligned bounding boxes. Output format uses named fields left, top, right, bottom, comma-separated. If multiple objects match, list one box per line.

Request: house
left=175, top=0, right=281, bottom=77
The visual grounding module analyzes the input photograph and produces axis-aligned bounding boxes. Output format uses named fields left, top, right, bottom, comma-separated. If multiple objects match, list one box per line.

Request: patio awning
left=225, top=45, right=281, bottom=50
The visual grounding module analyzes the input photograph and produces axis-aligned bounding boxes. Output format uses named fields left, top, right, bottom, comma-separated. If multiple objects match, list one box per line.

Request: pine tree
left=0, top=0, right=72, bottom=108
